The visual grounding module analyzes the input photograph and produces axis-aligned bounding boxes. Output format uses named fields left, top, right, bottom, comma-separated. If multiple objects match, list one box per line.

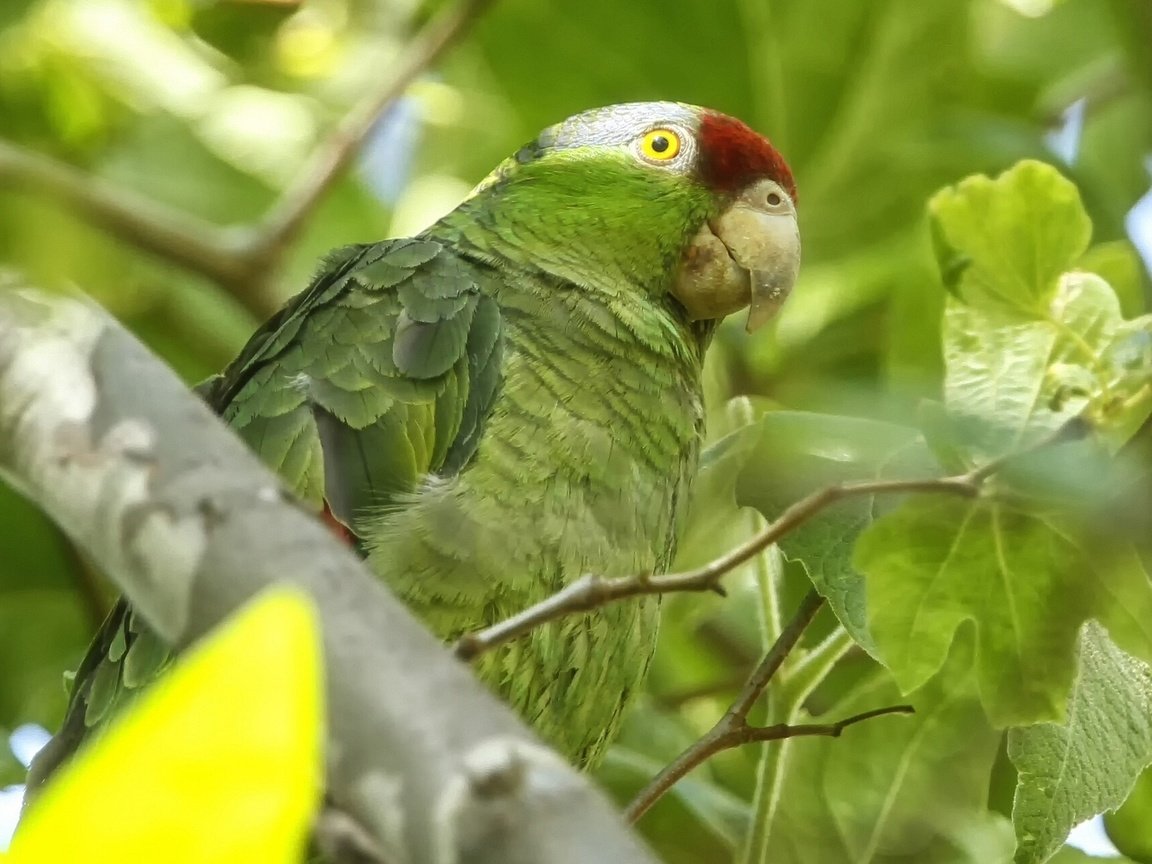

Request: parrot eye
left=638, top=128, right=683, bottom=163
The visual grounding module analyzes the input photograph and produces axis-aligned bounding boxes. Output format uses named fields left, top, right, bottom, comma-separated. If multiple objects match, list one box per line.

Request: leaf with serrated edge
left=1010, top=623, right=1152, bottom=864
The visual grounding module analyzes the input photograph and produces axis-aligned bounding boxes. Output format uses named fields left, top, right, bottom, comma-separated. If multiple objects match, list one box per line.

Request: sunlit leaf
left=10, top=589, right=323, bottom=864
left=929, top=161, right=1091, bottom=312
left=942, top=273, right=1152, bottom=458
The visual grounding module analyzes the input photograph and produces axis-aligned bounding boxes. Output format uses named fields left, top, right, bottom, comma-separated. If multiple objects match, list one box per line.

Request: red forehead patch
left=697, top=112, right=797, bottom=202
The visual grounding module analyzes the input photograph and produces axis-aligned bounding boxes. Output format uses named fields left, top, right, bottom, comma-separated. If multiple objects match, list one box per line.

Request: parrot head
left=461, top=102, right=799, bottom=332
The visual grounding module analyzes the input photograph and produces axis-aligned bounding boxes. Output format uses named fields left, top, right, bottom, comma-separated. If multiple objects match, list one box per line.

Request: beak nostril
left=766, top=192, right=782, bottom=208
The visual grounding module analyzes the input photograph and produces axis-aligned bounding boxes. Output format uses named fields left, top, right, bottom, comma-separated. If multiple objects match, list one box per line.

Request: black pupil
left=651, top=135, right=670, bottom=153
left=767, top=192, right=782, bottom=206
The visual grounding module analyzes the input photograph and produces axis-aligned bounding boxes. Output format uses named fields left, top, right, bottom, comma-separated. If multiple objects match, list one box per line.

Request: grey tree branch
left=0, top=283, right=656, bottom=864
left=0, top=0, right=492, bottom=319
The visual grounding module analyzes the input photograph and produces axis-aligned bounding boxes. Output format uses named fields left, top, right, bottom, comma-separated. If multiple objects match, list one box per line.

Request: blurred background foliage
left=1, top=0, right=1150, bottom=860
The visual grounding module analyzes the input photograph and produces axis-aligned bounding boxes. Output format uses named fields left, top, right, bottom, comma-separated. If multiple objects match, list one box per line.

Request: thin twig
left=622, top=590, right=911, bottom=823
left=727, top=590, right=825, bottom=718
left=256, top=0, right=494, bottom=257
left=748, top=705, right=915, bottom=740
left=454, top=417, right=1092, bottom=662
left=0, top=0, right=492, bottom=318
left=453, top=476, right=975, bottom=661
left=627, top=701, right=913, bottom=823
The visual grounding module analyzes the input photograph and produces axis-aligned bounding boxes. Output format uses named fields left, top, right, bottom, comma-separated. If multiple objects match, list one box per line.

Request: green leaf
left=11, top=589, right=323, bottom=864
left=1049, top=848, right=1139, bottom=864
left=767, top=654, right=1014, bottom=863
left=1078, top=241, right=1147, bottom=319
left=1009, top=623, right=1152, bottom=864
left=0, top=482, right=95, bottom=732
left=676, top=398, right=769, bottom=570
left=0, top=729, right=23, bottom=787
left=928, top=160, right=1091, bottom=312
left=0, top=591, right=89, bottom=732
left=604, top=699, right=749, bottom=864
left=933, top=161, right=1152, bottom=460
left=942, top=272, right=1149, bottom=458
left=858, top=495, right=1152, bottom=726
left=732, top=411, right=936, bottom=653
left=188, top=0, right=297, bottom=71
left=1105, top=764, right=1152, bottom=863
left=602, top=745, right=748, bottom=853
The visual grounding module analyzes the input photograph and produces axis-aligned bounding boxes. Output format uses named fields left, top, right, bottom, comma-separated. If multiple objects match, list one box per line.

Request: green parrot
left=29, top=101, right=799, bottom=785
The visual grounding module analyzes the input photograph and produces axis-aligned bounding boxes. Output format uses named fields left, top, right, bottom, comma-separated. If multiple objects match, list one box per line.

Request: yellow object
left=9, top=589, right=324, bottom=863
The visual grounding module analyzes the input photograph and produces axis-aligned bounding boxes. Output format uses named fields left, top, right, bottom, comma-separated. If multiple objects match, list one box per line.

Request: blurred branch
left=454, top=419, right=1090, bottom=662
left=0, top=283, right=656, bottom=864
left=0, top=0, right=493, bottom=319
left=0, top=142, right=247, bottom=289
left=245, top=0, right=495, bottom=288
left=623, top=590, right=912, bottom=823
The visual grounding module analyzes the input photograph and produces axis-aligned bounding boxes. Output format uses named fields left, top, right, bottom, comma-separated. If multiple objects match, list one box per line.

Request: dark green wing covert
left=26, top=238, right=505, bottom=796
left=201, top=236, right=505, bottom=530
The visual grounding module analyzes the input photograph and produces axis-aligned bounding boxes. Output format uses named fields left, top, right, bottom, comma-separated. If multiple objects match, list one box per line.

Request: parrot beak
left=714, top=180, right=801, bottom=332
left=671, top=179, right=800, bottom=331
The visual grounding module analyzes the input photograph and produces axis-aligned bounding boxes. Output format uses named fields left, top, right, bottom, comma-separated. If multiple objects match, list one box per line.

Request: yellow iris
left=640, top=128, right=681, bottom=161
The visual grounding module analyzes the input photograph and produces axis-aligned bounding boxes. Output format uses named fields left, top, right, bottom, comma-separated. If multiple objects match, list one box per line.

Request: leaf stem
left=623, top=589, right=825, bottom=824
left=622, top=588, right=912, bottom=826
left=740, top=625, right=854, bottom=864
left=780, top=625, right=856, bottom=710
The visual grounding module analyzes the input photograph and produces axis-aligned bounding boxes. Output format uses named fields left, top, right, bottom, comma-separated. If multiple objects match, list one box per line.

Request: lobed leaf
left=928, top=160, right=1091, bottom=313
